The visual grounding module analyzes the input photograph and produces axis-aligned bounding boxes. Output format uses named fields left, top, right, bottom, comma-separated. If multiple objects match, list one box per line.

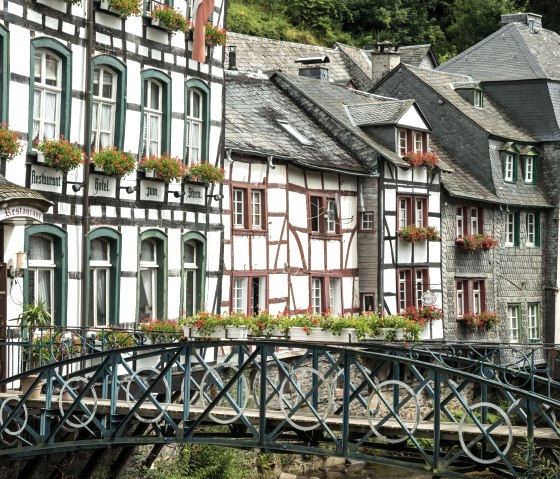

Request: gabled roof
left=270, top=73, right=433, bottom=168
left=390, top=64, right=537, bottom=142
left=399, top=44, right=438, bottom=69
left=439, top=21, right=560, bottom=81
left=225, top=73, right=368, bottom=175
left=347, top=99, right=417, bottom=126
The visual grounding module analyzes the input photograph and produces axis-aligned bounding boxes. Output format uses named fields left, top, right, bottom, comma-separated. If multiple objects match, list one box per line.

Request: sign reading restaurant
left=30, top=165, right=63, bottom=194
left=0, top=206, right=44, bottom=224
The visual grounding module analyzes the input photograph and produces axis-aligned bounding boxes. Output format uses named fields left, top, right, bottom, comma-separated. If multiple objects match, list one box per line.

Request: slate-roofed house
left=373, top=62, right=550, bottom=344
left=223, top=73, right=370, bottom=315
left=436, top=12, right=560, bottom=343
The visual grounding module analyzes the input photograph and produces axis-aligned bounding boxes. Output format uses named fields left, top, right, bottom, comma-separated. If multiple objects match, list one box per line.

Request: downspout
left=80, top=0, right=93, bottom=326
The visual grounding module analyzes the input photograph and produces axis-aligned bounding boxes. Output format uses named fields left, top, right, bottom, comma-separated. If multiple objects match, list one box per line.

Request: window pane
left=29, top=236, right=52, bottom=260
left=34, top=53, right=42, bottom=83
left=150, top=81, right=160, bottom=110
left=91, top=239, right=109, bottom=261
left=185, top=270, right=195, bottom=315
left=102, top=70, right=113, bottom=99
left=192, top=91, right=201, bottom=118
left=45, top=54, right=58, bottom=86
left=141, top=240, right=155, bottom=262
left=36, top=270, right=52, bottom=311
left=93, top=68, right=100, bottom=96
left=101, top=104, right=112, bottom=130
left=96, top=269, right=107, bottom=326
left=139, top=269, right=154, bottom=320
left=184, top=242, right=196, bottom=264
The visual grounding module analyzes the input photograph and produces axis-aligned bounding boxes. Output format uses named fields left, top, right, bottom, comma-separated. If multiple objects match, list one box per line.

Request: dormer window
left=500, top=142, right=519, bottom=183
left=504, top=154, right=515, bottom=182
left=519, top=146, right=539, bottom=184
left=474, top=89, right=483, bottom=107
left=414, top=131, right=422, bottom=153
left=278, top=120, right=312, bottom=146
left=398, top=129, right=407, bottom=155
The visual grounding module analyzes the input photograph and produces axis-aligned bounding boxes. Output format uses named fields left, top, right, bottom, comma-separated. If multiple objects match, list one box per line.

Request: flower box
left=460, top=312, right=500, bottom=332
left=140, top=154, right=186, bottom=182
left=99, top=0, right=141, bottom=17
left=397, top=225, right=440, bottom=242
left=288, top=326, right=357, bottom=343
left=186, top=161, right=225, bottom=184
left=35, top=138, right=83, bottom=173
left=36, top=150, right=45, bottom=164
left=0, top=125, right=22, bottom=160
left=455, top=234, right=499, bottom=252
left=189, top=326, right=248, bottom=339
left=402, top=151, right=440, bottom=169
left=150, top=4, right=190, bottom=33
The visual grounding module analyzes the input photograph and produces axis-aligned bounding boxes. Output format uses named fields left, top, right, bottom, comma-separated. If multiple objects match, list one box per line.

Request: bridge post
left=258, top=344, right=269, bottom=449
left=341, top=351, right=351, bottom=459
left=312, top=348, right=319, bottom=412
left=432, top=370, right=441, bottom=473
left=183, top=341, right=192, bottom=432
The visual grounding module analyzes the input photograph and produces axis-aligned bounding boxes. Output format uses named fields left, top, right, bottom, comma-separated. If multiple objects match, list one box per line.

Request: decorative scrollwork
left=125, top=367, right=171, bottom=424
left=0, top=396, right=28, bottom=436
left=58, top=376, right=97, bottom=429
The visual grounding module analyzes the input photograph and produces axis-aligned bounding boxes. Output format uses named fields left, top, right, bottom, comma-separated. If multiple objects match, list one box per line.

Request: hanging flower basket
left=35, top=137, right=83, bottom=173
left=151, top=5, right=190, bottom=33
left=402, top=151, right=440, bottom=169
left=205, top=23, right=226, bottom=47
left=461, top=312, right=500, bottom=332
left=139, top=154, right=186, bottom=182
left=0, top=124, right=22, bottom=159
left=455, top=234, right=499, bottom=252
left=186, top=161, right=225, bottom=183
left=91, top=147, right=136, bottom=177
left=397, top=224, right=441, bottom=242
left=100, top=0, right=141, bottom=17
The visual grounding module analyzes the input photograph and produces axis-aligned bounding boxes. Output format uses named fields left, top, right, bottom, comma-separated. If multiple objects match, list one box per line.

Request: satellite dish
left=334, top=193, right=341, bottom=221
left=421, top=290, right=437, bottom=306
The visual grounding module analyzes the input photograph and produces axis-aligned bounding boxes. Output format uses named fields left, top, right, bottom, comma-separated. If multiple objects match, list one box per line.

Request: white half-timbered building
left=0, top=0, right=226, bottom=329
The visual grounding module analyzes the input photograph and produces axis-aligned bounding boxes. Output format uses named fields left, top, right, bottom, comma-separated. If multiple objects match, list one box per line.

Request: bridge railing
left=0, top=339, right=558, bottom=477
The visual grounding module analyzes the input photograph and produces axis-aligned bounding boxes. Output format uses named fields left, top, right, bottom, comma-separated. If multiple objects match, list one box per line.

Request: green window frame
left=522, top=155, right=538, bottom=184
left=139, top=69, right=171, bottom=158
left=507, top=304, right=520, bottom=343
left=23, top=225, right=68, bottom=327
left=91, top=55, right=127, bottom=150
left=0, top=25, right=9, bottom=123
left=526, top=211, right=541, bottom=247
left=184, top=79, right=210, bottom=164
left=527, top=303, right=540, bottom=342
left=505, top=211, right=520, bottom=247
left=28, top=38, right=72, bottom=147
left=137, top=230, right=168, bottom=323
left=181, top=231, right=206, bottom=315
left=86, top=227, right=121, bottom=327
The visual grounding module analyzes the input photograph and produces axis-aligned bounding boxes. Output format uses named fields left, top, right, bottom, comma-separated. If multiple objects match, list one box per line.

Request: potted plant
left=35, top=137, right=83, bottom=173
left=248, top=311, right=288, bottom=338
left=138, top=318, right=180, bottom=343
left=186, top=161, right=225, bottom=183
left=456, top=233, right=499, bottom=252
left=139, top=154, right=187, bottom=182
left=402, top=151, right=440, bottom=169
left=150, top=5, right=190, bottom=33
left=16, top=300, right=52, bottom=339
left=462, top=312, right=500, bottom=332
left=205, top=23, right=227, bottom=47
left=400, top=305, right=443, bottom=326
left=91, top=146, right=136, bottom=177
left=100, top=0, right=142, bottom=17
left=0, top=124, right=22, bottom=159
left=397, top=224, right=441, bottom=242
left=179, top=311, right=227, bottom=339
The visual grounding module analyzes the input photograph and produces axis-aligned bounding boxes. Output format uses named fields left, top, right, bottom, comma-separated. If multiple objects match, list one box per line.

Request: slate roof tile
left=347, top=100, right=415, bottom=126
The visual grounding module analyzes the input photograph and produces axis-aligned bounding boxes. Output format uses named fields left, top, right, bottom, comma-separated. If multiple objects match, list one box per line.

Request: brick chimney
left=364, top=41, right=401, bottom=85
left=501, top=12, right=542, bottom=32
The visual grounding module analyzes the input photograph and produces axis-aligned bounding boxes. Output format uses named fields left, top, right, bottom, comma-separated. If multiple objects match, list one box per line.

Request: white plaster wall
left=251, top=236, right=267, bottom=270
left=269, top=273, right=288, bottom=300
left=323, top=172, right=338, bottom=190
left=233, top=236, right=250, bottom=271
left=397, top=240, right=413, bottom=263
left=306, top=171, right=322, bottom=190
left=288, top=191, right=307, bottom=229
left=268, top=188, right=286, bottom=214
left=414, top=241, right=428, bottom=263
left=290, top=275, right=309, bottom=311
left=268, top=164, right=287, bottom=184
left=289, top=230, right=306, bottom=269
left=325, top=241, right=340, bottom=270
left=231, top=162, right=250, bottom=182
left=343, top=233, right=357, bottom=269
left=250, top=162, right=267, bottom=184
left=271, top=243, right=287, bottom=272
left=310, top=239, right=325, bottom=271
left=288, top=166, right=305, bottom=188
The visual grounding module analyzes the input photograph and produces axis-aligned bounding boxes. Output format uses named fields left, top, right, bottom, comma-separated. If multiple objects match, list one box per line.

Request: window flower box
left=138, top=318, right=180, bottom=343
left=150, top=4, right=190, bottom=33
left=402, top=151, right=440, bottom=169
left=0, top=125, right=22, bottom=160
left=460, top=312, right=500, bottom=332
left=186, top=161, right=225, bottom=184
left=400, top=305, right=442, bottom=326
left=91, top=147, right=136, bottom=178
left=205, top=23, right=226, bottom=47
left=455, top=234, right=499, bottom=252
left=139, top=154, right=186, bottom=183
left=34, top=137, right=83, bottom=173
left=397, top=224, right=441, bottom=242
left=99, top=0, right=141, bottom=17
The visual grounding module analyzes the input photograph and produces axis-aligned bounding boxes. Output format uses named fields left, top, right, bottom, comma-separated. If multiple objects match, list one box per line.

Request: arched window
left=24, top=225, right=68, bottom=326
left=184, top=79, right=210, bottom=164
left=92, top=55, right=127, bottom=149
left=86, top=228, right=121, bottom=326
left=181, top=232, right=206, bottom=315
left=138, top=230, right=167, bottom=322
left=29, top=38, right=72, bottom=143
left=140, top=70, right=171, bottom=157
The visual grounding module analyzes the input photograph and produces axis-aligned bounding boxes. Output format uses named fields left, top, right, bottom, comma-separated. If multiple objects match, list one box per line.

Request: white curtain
left=44, top=92, right=57, bottom=139
left=96, top=269, right=107, bottom=326
left=139, top=269, right=153, bottom=321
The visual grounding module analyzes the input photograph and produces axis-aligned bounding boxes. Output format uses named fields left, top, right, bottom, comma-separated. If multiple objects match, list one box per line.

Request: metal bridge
left=0, top=330, right=559, bottom=478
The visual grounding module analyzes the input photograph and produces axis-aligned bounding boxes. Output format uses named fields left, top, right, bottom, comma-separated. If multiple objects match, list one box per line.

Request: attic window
left=278, top=120, right=312, bottom=145
left=474, top=90, right=484, bottom=107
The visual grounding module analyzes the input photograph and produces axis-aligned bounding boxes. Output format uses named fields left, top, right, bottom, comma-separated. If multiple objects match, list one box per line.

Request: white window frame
left=92, top=66, right=116, bottom=150
left=399, top=198, right=408, bottom=230
left=361, top=212, right=374, bottom=230
left=524, top=157, right=534, bottom=183
left=508, top=305, right=520, bottom=343
left=414, top=270, right=425, bottom=307
left=528, top=303, right=539, bottom=341
left=415, top=199, right=424, bottom=228
left=33, top=50, right=62, bottom=142
left=143, top=79, right=162, bottom=157
left=251, top=190, right=262, bottom=229
left=474, top=90, right=483, bottom=107
left=455, top=206, right=464, bottom=239
left=472, top=280, right=482, bottom=314
left=139, top=239, right=158, bottom=321
left=470, top=208, right=479, bottom=234
left=232, top=277, right=248, bottom=313
left=413, top=131, right=422, bottom=153
left=90, top=239, right=111, bottom=327
left=328, top=277, right=341, bottom=314
left=311, top=278, right=322, bottom=313
left=398, top=270, right=407, bottom=312
left=186, top=89, right=203, bottom=164
left=504, top=154, right=514, bottom=182
left=233, top=188, right=245, bottom=228
left=398, top=129, right=407, bottom=156
left=326, top=198, right=336, bottom=233
left=505, top=212, right=515, bottom=246
left=456, top=281, right=465, bottom=318
left=527, top=212, right=535, bottom=246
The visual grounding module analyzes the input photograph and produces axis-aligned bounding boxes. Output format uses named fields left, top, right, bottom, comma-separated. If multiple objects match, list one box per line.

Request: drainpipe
left=377, top=159, right=385, bottom=313
left=80, top=0, right=93, bottom=326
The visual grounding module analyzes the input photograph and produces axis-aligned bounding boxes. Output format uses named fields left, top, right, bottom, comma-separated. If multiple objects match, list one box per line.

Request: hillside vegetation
left=226, top=0, right=560, bottom=62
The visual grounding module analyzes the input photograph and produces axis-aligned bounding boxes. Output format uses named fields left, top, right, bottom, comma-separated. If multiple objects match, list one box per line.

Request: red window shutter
left=406, top=270, right=412, bottom=308
left=422, top=132, right=428, bottom=153
left=407, top=198, right=413, bottom=226
left=478, top=207, right=484, bottom=234
left=407, top=130, right=413, bottom=152
left=463, top=207, right=468, bottom=236
left=480, top=281, right=486, bottom=312
left=464, top=280, right=470, bottom=314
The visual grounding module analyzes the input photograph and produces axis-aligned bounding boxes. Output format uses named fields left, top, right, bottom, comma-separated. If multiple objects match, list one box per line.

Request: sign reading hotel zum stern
left=30, top=165, right=63, bottom=194
left=140, top=180, right=165, bottom=201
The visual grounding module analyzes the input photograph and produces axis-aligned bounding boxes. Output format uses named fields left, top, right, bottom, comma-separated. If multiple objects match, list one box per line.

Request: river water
left=300, top=462, right=433, bottom=478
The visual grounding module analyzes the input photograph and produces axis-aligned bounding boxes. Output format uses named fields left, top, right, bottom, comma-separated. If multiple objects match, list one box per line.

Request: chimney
left=365, top=41, right=401, bottom=85
left=501, top=12, right=542, bottom=32
left=295, top=56, right=330, bottom=81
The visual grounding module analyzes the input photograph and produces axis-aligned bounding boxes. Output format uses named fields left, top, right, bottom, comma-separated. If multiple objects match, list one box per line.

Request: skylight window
left=278, top=120, right=312, bottom=145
